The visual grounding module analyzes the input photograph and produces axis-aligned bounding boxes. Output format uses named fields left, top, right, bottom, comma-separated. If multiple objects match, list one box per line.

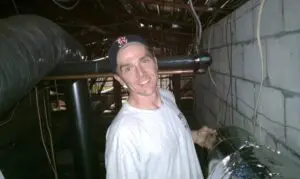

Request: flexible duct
left=0, top=14, right=85, bottom=118
left=208, top=126, right=300, bottom=178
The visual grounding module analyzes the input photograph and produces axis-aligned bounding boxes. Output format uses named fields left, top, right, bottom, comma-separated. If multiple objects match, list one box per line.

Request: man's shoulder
left=159, top=88, right=176, bottom=103
left=106, top=107, right=140, bottom=138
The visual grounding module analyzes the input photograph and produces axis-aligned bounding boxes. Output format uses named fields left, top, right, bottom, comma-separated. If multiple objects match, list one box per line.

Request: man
left=105, top=35, right=216, bottom=179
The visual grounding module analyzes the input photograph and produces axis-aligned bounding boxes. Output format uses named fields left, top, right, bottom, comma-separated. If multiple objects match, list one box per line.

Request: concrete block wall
left=194, top=0, right=300, bottom=159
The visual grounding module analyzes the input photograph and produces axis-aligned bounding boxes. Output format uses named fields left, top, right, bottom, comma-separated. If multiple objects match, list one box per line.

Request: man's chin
left=133, top=88, right=158, bottom=97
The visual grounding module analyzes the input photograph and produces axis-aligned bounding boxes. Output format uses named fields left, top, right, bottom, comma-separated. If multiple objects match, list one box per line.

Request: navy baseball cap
left=108, top=35, right=147, bottom=73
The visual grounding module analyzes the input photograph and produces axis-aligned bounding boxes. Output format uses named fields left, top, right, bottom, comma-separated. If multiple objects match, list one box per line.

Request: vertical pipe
left=66, top=80, right=100, bottom=179
left=113, top=79, right=122, bottom=112
left=172, top=74, right=181, bottom=107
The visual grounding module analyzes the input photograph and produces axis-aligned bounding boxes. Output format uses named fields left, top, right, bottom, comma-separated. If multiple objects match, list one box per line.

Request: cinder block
left=233, top=111, right=244, bottom=128
left=214, top=99, right=227, bottom=125
left=203, top=91, right=219, bottom=117
left=252, top=0, right=262, bottom=7
left=235, top=0, right=255, bottom=20
left=286, top=97, right=300, bottom=130
left=256, top=86, right=284, bottom=125
left=223, top=75, right=236, bottom=108
left=276, top=142, right=300, bottom=165
left=236, top=11, right=254, bottom=42
left=286, top=127, right=300, bottom=155
left=244, top=118, right=255, bottom=134
left=213, top=20, right=224, bottom=48
left=236, top=79, right=255, bottom=119
left=212, top=74, right=232, bottom=106
left=195, top=73, right=210, bottom=88
left=211, top=73, right=224, bottom=99
left=260, top=129, right=277, bottom=150
left=218, top=46, right=230, bottom=74
left=222, top=104, right=234, bottom=126
left=207, top=72, right=219, bottom=94
left=243, top=40, right=267, bottom=83
left=203, top=108, right=218, bottom=128
left=203, top=27, right=214, bottom=50
left=257, top=114, right=285, bottom=142
left=284, top=0, right=300, bottom=31
left=267, top=34, right=300, bottom=93
left=201, top=28, right=210, bottom=49
left=253, top=0, right=283, bottom=37
left=221, top=15, right=236, bottom=44
left=210, top=48, right=221, bottom=72
left=232, top=44, right=244, bottom=77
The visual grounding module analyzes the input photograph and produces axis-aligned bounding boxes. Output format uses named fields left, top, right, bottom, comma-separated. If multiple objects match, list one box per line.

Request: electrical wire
left=35, top=88, right=58, bottom=179
left=0, top=102, right=19, bottom=127
left=43, top=94, right=58, bottom=178
left=11, top=0, right=19, bottom=14
left=54, top=80, right=61, bottom=110
left=188, top=0, right=202, bottom=51
left=208, top=67, right=217, bottom=88
left=224, top=14, right=234, bottom=125
left=252, top=0, right=266, bottom=144
left=52, top=0, right=80, bottom=11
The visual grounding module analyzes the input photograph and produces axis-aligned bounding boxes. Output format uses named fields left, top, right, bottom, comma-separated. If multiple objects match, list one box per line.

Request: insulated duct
left=0, top=15, right=85, bottom=118
left=208, top=126, right=300, bottom=178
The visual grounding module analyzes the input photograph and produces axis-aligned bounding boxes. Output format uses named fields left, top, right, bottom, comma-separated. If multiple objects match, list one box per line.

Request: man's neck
left=128, top=90, right=161, bottom=110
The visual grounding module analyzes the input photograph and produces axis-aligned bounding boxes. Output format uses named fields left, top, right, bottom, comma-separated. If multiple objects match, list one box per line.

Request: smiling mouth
left=140, top=79, right=150, bottom=85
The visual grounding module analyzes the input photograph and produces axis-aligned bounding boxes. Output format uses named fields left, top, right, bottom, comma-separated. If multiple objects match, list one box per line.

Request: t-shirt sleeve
left=105, top=126, right=141, bottom=179
left=160, top=89, right=176, bottom=103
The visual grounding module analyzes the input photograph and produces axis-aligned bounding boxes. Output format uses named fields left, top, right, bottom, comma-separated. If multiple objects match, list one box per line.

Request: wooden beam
left=137, top=0, right=227, bottom=13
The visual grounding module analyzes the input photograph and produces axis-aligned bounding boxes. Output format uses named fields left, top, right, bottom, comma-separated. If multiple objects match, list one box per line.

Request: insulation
left=0, top=15, right=85, bottom=118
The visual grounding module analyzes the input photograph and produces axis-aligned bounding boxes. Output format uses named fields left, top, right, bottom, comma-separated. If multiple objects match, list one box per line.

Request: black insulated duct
left=0, top=14, right=85, bottom=118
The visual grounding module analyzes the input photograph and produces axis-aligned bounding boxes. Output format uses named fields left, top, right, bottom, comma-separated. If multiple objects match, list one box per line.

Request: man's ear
left=154, top=56, right=158, bottom=70
left=113, top=74, right=125, bottom=86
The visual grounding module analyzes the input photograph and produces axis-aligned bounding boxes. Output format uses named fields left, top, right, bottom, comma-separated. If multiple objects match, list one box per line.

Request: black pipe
left=47, top=52, right=212, bottom=77
left=0, top=15, right=85, bottom=118
left=66, top=80, right=100, bottom=179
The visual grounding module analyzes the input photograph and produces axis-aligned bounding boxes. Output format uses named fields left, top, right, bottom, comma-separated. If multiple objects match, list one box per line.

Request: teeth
left=140, top=80, right=149, bottom=85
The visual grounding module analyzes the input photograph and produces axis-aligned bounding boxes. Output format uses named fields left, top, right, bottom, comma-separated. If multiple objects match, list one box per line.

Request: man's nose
left=136, top=65, right=146, bottom=78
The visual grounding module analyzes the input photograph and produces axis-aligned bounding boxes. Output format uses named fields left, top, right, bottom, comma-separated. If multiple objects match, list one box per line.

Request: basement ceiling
left=0, top=0, right=249, bottom=59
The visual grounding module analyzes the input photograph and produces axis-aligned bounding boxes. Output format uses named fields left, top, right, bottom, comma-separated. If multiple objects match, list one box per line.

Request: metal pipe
left=44, top=69, right=203, bottom=80
left=65, top=80, right=100, bottom=179
left=45, top=53, right=212, bottom=80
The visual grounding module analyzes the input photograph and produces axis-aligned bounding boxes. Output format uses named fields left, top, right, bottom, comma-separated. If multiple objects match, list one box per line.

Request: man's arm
left=105, top=128, right=141, bottom=179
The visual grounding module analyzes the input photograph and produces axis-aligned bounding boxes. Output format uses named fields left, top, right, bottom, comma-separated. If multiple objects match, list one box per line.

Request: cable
left=188, top=0, right=202, bottom=51
left=35, top=88, right=58, bottom=179
left=0, top=102, right=19, bottom=127
left=253, top=0, right=266, bottom=131
left=208, top=67, right=217, bottom=88
left=54, top=80, right=61, bottom=111
left=227, top=14, right=234, bottom=125
left=11, top=0, right=19, bottom=14
left=43, top=94, right=58, bottom=178
left=52, top=0, right=80, bottom=11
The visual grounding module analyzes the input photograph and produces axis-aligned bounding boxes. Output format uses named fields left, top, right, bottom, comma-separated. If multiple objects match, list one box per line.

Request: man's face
left=114, top=43, right=158, bottom=97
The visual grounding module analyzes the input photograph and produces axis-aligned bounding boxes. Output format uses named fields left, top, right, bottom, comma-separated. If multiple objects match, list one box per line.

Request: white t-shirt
left=105, top=89, right=204, bottom=179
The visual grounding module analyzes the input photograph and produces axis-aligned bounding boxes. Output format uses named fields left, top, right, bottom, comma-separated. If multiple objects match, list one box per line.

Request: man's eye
left=124, top=66, right=132, bottom=72
left=141, top=57, right=151, bottom=63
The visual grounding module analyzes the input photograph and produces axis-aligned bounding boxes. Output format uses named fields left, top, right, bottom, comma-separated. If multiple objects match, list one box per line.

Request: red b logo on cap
left=116, top=36, right=128, bottom=47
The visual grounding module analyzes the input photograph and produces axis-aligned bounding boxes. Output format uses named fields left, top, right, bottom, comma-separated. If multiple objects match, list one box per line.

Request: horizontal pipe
left=44, top=70, right=201, bottom=80
left=45, top=53, right=211, bottom=80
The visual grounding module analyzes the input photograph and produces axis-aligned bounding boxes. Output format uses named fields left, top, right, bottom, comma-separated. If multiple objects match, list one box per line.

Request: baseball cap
left=108, top=35, right=147, bottom=73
